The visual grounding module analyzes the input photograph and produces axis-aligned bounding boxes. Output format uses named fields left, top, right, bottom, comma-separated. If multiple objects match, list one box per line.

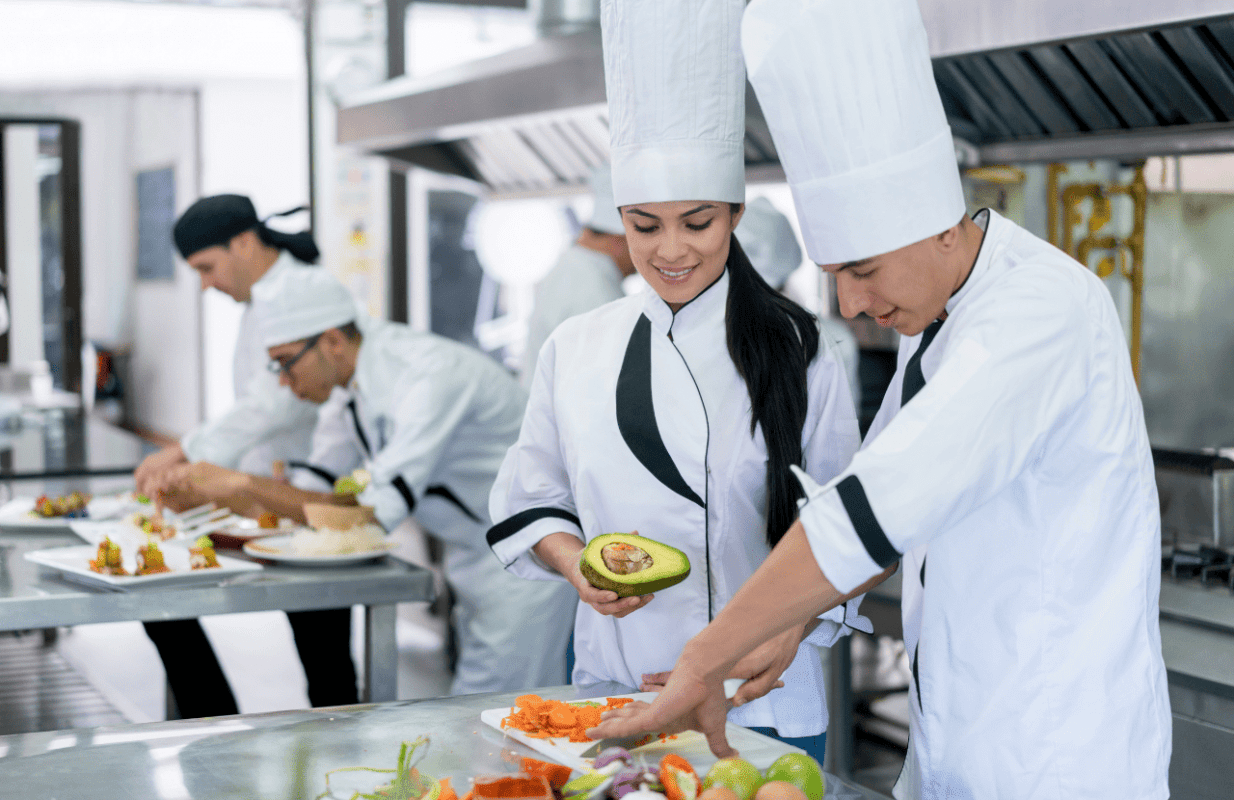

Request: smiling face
left=822, top=222, right=973, bottom=337
left=621, top=201, right=744, bottom=310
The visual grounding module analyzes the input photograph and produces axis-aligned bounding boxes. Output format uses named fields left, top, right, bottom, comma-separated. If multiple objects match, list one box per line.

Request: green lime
left=763, top=753, right=824, bottom=800
left=703, top=758, right=762, bottom=800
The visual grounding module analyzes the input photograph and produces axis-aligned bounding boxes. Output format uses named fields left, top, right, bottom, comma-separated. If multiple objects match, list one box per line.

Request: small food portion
left=333, top=467, right=373, bottom=496
left=701, top=759, right=762, bottom=800
left=136, top=537, right=171, bottom=576
left=580, top=533, right=691, bottom=597
left=761, top=754, right=824, bottom=800
left=189, top=535, right=220, bottom=570
left=660, top=755, right=700, bottom=800
left=33, top=491, right=92, bottom=518
left=615, top=766, right=664, bottom=799
left=473, top=775, right=553, bottom=800
left=88, top=537, right=128, bottom=575
left=130, top=513, right=176, bottom=541
left=752, top=783, right=806, bottom=800
left=500, top=694, right=636, bottom=742
left=257, top=511, right=281, bottom=529
left=518, top=758, right=574, bottom=792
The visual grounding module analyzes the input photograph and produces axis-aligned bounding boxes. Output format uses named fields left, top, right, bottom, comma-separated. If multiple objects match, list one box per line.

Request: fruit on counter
left=88, top=537, right=128, bottom=575
left=579, top=533, right=691, bottom=597
left=592, top=747, right=633, bottom=771
left=701, top=759, right=762, bottom=800
left=660, top=755, right=701, bottom=800
left=334, top=468, right=373, bottom=496
left=698, top=787, right=740, bottom=800
left=34, top=491, right=91, bottom=518
left=614, top=766, right=663, bottom=799
left=761, top=754, right=823, bottom=800
left=753, top=783, right=806, bottom=800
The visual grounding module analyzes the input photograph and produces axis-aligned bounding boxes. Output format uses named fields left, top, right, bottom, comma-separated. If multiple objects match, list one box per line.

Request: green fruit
left=333, top=468, right=372, bottom=496
left=703, top=758, right=762, bottom=800
left=763, top=754, right=824, bottom=800
left=578, top=533, right=690, bottom=598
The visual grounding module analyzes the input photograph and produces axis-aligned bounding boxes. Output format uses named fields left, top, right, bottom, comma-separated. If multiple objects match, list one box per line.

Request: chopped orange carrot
left=439, top=777, right=459, bottom=800
left=500, top=695, right=640, bottom=743
left=519, top=758, right=573, bottom=790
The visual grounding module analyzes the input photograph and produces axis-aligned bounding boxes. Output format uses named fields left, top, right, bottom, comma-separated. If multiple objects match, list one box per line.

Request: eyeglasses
left=267, top=333, right=322, bottom=377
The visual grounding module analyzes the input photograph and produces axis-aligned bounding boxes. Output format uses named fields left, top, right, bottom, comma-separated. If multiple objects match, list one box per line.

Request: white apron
left=490, top=270, right=865, bottom=736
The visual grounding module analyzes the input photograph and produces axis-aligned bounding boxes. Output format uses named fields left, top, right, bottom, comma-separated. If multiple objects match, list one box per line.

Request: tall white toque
left=742, top=0, right=966, bottom=265
left=602, top=0, right=747, bottom=207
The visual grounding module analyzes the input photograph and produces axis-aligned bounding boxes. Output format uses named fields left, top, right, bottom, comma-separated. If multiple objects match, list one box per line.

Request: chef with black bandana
left=590, top=1, right=1172, bottom=797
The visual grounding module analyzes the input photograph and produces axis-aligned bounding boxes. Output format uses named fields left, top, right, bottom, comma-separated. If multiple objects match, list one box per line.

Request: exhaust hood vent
left=338, top=10, right=1234, bottom=194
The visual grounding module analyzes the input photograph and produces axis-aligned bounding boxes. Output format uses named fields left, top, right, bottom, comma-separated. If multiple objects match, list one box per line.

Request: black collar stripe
left=901, top=319, right=944, bottom=406
left=836, top=475, right=900, bottom=569
left=425, top=485, right=482, bottom=523
left=347, top=399, right=372, bottom=456
left=615, top=315, right=705, bottom=508
left=487, top=507, right=582, bottom=548
left=285, top=461, right=338, bottom=486
left=391, top=475, right=416, bottom=514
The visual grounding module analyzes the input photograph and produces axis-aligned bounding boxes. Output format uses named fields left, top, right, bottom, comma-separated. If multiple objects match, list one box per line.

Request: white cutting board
left=480, top=692, right=802, bottom=773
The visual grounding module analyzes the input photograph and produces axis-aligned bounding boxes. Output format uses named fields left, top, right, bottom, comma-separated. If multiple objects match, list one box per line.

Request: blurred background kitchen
left=3, top=1, right=1234, bottom=797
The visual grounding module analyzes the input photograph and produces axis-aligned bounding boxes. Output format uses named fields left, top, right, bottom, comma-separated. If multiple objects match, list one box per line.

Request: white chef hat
left=735, top=197, right=803, bottom=290
left=253, top=265, right=358, bottom=348
left=602, top=0, right=746, bottom=207
left=585, top=163, right=625, bottom=235
left=742, top=0, right=966, bottom=265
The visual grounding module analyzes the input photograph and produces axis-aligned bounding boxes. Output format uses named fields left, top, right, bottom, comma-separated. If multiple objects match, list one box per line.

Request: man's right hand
left=134, top=445, right=188, bottom=497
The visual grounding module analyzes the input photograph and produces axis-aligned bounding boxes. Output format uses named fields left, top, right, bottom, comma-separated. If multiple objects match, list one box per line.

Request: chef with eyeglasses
left=589, top=1, right=1172, bottom=798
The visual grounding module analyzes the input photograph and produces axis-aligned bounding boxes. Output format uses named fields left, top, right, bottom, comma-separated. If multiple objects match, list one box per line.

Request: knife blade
left=577, top=680, right=749, bottom=759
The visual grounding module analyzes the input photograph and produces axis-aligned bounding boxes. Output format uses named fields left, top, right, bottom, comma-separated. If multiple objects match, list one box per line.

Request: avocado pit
left=602, top=542, right=654, bottom=575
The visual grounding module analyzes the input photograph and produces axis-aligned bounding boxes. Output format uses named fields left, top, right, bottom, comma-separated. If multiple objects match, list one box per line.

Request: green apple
left=763, top=753, right=824, bottom=800
left=703, top=758, right=762, bottom=800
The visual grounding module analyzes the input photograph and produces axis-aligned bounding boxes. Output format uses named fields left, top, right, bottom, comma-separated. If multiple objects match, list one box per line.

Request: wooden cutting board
left=480, top=692, right=802, bottom=773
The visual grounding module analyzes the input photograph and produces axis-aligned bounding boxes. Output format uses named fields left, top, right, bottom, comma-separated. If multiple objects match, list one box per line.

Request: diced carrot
left=519, top=758, right=573, bottom=790
left=440, top=778, right=459, bottom=800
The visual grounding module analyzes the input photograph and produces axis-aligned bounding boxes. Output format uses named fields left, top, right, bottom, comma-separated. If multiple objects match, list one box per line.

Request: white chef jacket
left=489, top=270, right=867, bottom=736
left=797, top=210, right=1171, bottom=799
left=293, top=319, right=577, bottom=694
left=522, top=244, right=625, bottom=386
left=181, top=252, right=320, bottom=474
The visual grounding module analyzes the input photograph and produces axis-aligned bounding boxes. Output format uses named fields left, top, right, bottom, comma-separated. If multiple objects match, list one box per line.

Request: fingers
left=576, top=583, right=654, bottom=618
left=639, top=671, right=672, bottom=692
left=730, top=677, right=785, bottom=708
left=586, top=702, right=660, bottom=740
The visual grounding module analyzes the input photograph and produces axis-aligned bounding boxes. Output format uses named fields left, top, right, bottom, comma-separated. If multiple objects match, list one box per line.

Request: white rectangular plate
left=480, top=692, right=802, bottom=773
left=24, top=543, right=263, bottom=590
left=0, top=493, right=147, bottom=530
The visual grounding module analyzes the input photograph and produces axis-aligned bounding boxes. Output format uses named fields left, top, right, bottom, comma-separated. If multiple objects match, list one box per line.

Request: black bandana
left=173, top=195, right=320, bottom=264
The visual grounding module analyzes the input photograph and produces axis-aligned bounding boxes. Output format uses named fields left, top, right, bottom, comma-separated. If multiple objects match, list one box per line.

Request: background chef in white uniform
left=135, top=194, right=349, bottom=718
left=488, top=0, right=868, bottom=762
left=736, top=197, right=861, bottom=410
left=521, top=163, right=636, bottom=386
left=591, top=1, right=1172, bottom=798
left=166, top=266, right=577, bottom=695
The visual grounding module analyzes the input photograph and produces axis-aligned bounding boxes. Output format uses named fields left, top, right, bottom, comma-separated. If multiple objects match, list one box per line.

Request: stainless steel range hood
left=338, top=0, right=1234, bottom=196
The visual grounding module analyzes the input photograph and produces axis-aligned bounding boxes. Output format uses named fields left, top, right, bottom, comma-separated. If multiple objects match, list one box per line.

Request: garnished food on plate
left=136, top=536, right=171, bottom=575
left=257, top=510, right=281, bottom=529
left=579, top=533, right=691, bottom=597
left=283, top=523, right=388, bottom=556
left=128, top=512, right=176, bottom=540
left=88, top=537, right=128, bottom=575
left=33, top=491, right=92, bottom=518
left=189, top=535, right=220, bottom=569
left=333, top=468, right=372, bottom=496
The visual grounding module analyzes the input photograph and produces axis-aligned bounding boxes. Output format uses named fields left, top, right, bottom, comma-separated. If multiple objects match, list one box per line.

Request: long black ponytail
left=256, top=205, right=321, bottom=264
left=726, top=216, right=819, bottom=548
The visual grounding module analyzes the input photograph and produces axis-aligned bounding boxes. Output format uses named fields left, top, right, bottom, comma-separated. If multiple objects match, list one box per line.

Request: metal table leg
left=363, top=603, right=398, bottom=702
left=824, top=636, right=854, bottom=779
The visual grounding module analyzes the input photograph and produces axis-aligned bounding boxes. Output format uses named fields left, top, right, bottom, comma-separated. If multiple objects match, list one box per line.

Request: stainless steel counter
left=0, top=684, right=890, bottom=800
left=0, top=412, right=154, bottom=480
left=0, top=526, right=434, bottom=702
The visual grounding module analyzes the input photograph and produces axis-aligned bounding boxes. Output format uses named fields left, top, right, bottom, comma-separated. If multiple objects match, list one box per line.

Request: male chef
left=522, top=163, right=635, bottom=385
left=160, top=266, right=577, bottom=694
left=589, top=1, right=1172, bottom=798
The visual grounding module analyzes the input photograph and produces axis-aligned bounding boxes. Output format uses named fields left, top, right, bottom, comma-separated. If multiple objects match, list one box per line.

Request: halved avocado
left=579, top=533, right=690, bottom=597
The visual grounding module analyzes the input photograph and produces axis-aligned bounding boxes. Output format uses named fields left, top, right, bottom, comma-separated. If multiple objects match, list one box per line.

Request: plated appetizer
left=136, top=536, right=171, bottom=575
left=88, top=537, right=128, bottom=575
left=34, top=491, right=92, bottom=518
left=189, top=535, right=220, bottom=569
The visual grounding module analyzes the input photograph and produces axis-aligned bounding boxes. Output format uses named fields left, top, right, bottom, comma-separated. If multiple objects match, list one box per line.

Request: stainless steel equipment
left=1154, top=447, right=1234, bottom=549
left=337, top=0, right=1234, bottom=195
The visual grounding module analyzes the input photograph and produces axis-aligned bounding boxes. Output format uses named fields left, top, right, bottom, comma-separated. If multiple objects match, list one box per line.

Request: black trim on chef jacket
left=836, top=476, right=899, bottom=569
left=286, top=461, right=338, bottom=487
left=616, top=315, right=706, bottom=508
left=391, top=475, right=417, bottom=514
left=347, top=399, right=372, bottom=456
left=487, top=508, right=583, bottom=547
left=425, top=485, right=482, bottom=523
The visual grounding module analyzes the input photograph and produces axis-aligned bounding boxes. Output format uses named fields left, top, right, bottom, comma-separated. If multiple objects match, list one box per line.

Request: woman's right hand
left=534, top=531, right=654, bottom=618
left=566, top=558, right=654, bottom=618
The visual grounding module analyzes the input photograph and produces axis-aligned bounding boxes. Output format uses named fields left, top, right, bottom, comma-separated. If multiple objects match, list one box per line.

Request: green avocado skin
left=579, top=534, right=691, bottom=598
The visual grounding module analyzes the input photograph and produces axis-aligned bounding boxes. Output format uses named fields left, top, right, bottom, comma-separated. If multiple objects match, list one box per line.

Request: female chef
left=487, top=0, right=865, bottom=754
left=591, top=1, right=1171, bottom=798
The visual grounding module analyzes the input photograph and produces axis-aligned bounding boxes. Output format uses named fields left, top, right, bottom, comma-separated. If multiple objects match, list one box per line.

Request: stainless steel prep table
left=0, top=526, right=434, bottom=703
left=0, top=683, right=890, bottom=800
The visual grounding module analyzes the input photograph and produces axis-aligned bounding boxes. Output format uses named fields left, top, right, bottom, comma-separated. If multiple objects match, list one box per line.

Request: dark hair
left=337, top=321, right=363, bottom=341
left=726, top=206, right=820, bottom=548
left=255, top=223, right=321, bottom=265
